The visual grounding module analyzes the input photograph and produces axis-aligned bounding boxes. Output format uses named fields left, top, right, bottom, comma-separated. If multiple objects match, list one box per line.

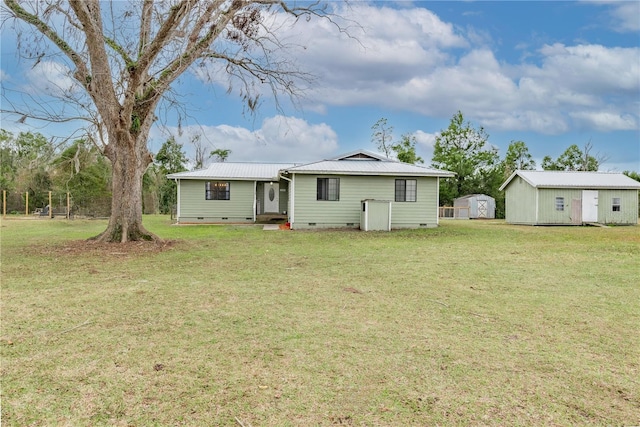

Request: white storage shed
left=453, top=194, right=496, bottom=219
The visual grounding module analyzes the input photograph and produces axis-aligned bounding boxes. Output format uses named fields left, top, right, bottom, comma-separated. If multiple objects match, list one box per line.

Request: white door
left=477, top=200, right=488, bottom=218
left=581, top=190, right=598, bottom=222
left=264, top=183, right=279, bottom=213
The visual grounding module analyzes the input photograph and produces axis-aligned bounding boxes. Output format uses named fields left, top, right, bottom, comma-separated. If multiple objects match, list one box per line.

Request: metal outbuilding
left=453, top=194, right=496, bottom=219
left=499, top=170, right=640, bottom=225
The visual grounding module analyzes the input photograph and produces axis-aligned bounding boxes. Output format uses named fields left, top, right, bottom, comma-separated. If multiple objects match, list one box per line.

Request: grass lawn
left=1, top=216, right=638, bottom=426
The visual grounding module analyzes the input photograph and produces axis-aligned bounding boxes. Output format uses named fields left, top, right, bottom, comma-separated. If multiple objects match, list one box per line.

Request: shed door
left=477, top=200, right=488, bottom=218
left=571, top=199, right=582, bottom=224
left=264, top=183, right=279, bottom=213
left=582, top=190, right=598, bottom=223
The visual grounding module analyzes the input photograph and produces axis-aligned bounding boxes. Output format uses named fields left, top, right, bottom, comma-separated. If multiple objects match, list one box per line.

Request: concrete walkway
left=262, top=224, right=281, bottom=231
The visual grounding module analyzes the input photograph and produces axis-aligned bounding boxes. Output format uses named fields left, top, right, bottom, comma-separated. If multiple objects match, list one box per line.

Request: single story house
left=168, top=150, right=454, bottom=230
left=499, top=170, right=640, bottom=225
left=453, top=194, right=496, bottom=219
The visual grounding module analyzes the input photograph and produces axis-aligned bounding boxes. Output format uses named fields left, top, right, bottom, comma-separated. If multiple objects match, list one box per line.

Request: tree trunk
left=92, top=132, right=158, bottom=243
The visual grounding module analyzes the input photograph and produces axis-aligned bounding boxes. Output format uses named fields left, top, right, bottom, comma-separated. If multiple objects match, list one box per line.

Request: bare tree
left=582, top=140, right=609, bottom=171
left=371, top=117, right=394, bottom=158
left=2, top=0, right=342, bottom=242
left=190, top=135, right=210, bottom=170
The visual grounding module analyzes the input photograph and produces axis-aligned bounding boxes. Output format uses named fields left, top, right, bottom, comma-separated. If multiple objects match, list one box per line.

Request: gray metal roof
left=500, top=170, right=640, bottom=191
left=454, top=194, right=494, bottom=200
left=167, top=162, right=295, bottom=181
left=166, top=150, right=454, bottom=180
left=282, top=160, right=455, bottom=177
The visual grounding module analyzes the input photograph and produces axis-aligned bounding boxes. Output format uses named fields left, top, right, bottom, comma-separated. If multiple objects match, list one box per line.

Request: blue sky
left=1, top=1, right=639, bottom=172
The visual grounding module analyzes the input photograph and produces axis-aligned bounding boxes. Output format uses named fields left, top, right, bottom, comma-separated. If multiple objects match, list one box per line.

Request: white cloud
left=151, top=116, right=339, bottom=164
left=294, top=4, right=466, bottom=92
left=534, top=43, right=639, bottom=93
left=259, top=4, right=639, bottom=135
left=413, top=130, right=438, bottom=162
left=569, top=111, right=638, bottom=131
left=607, top=1, right=640, bottom=32
left=414, top=130, right=437, bottom=149
left=187, top=3, right=640, bottom=137
left=23, top=61, right=80, bottom=97
left=193, top=3, right=467, bottom=105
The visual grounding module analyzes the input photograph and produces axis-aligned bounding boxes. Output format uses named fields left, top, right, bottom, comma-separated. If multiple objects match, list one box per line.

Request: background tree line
left=0, top=129, right=198, bottom=216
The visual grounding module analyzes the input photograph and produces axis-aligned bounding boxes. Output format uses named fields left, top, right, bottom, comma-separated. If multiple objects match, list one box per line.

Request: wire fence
left=438, top=206, right=471, bottom=219
left=1, top=190, right=111, bottom=218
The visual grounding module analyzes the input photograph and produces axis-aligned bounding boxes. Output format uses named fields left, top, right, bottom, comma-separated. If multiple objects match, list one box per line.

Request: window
left=205, top=181, right=230, bottom=200
left=395, top=179, right=417, bottom=202
left=317, top=178, right=340, bottom=201
left=555, top=197, right=564, bottom=211
left=612, top=197, right=621, bottom=212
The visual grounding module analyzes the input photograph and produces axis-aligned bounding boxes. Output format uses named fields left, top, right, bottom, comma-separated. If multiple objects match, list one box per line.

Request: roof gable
left=330, top=149, right=390, bottom=161
left=499, top=170, right=640, bottom=191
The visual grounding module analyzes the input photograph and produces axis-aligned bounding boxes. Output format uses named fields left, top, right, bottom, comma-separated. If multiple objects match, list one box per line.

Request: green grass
left=1, top=216, right=639, bottom=426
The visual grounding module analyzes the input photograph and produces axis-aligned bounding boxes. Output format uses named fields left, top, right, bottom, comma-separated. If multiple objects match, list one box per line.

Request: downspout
left=436, top=177, right=440, bottom=226
left=175, top=179, right=181, bottom=224
left=535, top=188, right=539, bottom=224
left=253, top=181, right=257, bottom=222
left=279, top=173, right=293, bottom=227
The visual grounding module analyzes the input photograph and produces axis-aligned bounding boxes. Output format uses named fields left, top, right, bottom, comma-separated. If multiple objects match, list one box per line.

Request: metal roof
left=166, top=150, right=455, bottom=180
left=454, top=194, right=494, bottom=200
left=167, top=163, right=295, bottom=181
left=282, top=160, right=454, bottom=177
left=500, top=170, right=640, bottom=191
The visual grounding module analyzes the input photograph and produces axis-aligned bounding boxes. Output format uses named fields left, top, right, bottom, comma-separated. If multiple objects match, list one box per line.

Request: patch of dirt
left=22, top=239, right=178, bottom=259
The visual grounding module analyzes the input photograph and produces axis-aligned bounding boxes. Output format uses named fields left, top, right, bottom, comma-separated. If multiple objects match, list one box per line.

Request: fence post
left=67, top=192, right=70, bottom=219
left=25, top=192, right=29, bottom=216
left=49, top=191, right=53, bottom=219
left=2, top=190, right=5, bottom=218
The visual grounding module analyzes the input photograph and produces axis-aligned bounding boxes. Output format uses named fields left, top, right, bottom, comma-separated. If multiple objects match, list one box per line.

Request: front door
left=581, top=190, right=598, bottom=223
left=264, top=183, right=279, bottom=213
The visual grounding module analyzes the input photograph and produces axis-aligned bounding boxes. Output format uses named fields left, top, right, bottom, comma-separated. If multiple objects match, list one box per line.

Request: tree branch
left=134, top=0, right=191, bottom=79
left=4, top=0, right=89, bottom=85
left=138, top=0, right=153, bottom=58
left=68, top=0, right=119, bottom=124
left=143, top=3, right=237, bottom=100
left=104, top=35, right=134, bottom=67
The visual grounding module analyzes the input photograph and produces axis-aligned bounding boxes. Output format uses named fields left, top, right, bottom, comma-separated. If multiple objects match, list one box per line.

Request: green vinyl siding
left=504, top=177, right=537, bottom=224
left=597, top=189, right=639, bottom=225
left=537, top=188, right=582, bottom=224
left=177, top=179, right=255, bottom=223
left=291, top=174, right=439, bottom=229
